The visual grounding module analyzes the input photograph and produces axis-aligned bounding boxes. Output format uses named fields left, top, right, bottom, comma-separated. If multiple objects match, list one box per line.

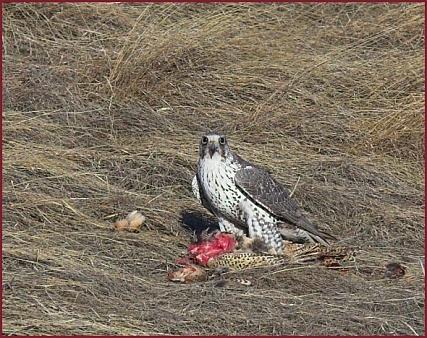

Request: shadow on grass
left=180, top=209, right=219, bottom=239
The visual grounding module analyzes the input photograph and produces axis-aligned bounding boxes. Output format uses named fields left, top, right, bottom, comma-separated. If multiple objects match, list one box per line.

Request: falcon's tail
left=279, top=226, right=336, bottom=246
left=305, top=230, right=337, bottom=246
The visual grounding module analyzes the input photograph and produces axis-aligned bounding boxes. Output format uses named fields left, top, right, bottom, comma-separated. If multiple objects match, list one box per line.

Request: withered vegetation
left=3, top=3, right=424, bottom=335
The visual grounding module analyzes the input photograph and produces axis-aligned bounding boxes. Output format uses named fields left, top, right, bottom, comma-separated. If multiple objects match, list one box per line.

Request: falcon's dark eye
left=201, top=136, right=208, bottom=145
left=219, top=136, right=226, bottom=145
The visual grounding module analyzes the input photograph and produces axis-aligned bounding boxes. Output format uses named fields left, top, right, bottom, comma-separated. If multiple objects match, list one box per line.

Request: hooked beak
left=208, top=143, right=218, bottom=158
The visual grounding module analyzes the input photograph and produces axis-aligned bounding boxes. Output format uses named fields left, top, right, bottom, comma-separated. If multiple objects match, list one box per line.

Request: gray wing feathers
left=234, top=166, right=335, bottom=244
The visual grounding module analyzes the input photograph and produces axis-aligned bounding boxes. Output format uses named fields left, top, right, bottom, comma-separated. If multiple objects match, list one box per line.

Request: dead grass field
left=2, top=3, right=425, bottom=335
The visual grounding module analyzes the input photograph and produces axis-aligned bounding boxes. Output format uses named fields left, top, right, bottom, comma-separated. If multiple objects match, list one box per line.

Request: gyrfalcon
left=192, top=133, right=336, bottom=254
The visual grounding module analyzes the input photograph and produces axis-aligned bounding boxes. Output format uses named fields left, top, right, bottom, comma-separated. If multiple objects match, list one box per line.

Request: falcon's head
left=199, top=133, right=230, bottom=160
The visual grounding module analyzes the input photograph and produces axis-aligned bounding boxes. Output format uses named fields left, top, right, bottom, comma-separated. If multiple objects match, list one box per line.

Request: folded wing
left=234, top=165, right=336, bottom=244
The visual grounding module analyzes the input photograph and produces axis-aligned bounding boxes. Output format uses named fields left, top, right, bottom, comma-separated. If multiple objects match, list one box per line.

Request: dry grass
left=3, top=3, right=425, bottom=335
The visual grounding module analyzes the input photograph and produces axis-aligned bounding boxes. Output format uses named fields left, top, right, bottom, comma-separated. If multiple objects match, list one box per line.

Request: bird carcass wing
left=234, top=165, right=335, bottom=242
